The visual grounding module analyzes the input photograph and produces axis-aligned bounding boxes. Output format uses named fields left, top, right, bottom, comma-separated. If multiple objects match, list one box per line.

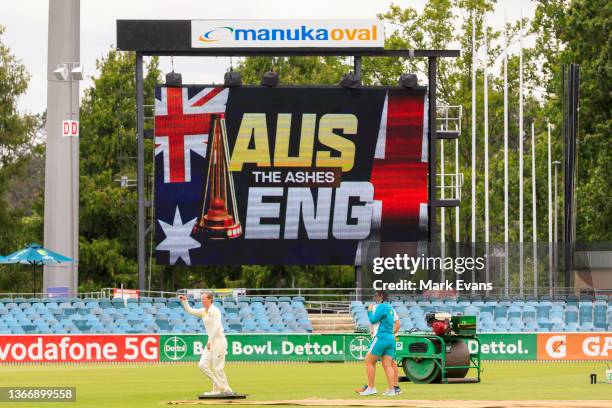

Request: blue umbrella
left=0, top=243, right=73, bottom=265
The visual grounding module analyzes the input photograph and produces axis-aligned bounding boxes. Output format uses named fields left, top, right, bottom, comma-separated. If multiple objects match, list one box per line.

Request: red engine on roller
left=425, top=312, right=453, bottom=336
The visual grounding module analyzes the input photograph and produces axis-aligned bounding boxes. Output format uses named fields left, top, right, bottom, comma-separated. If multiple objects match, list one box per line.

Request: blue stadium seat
left=536, top=305, right=550, bottom=320
left=565, top=306, right=579, bottom=324
left=479, top=305, right=494, bottom=315
left=167, top=299, right=181, bottom=309
left=507, top=307, right=521, bottom=320
left=566, top=294, right=579, bottom=306
left=464, top=306, right=479, bottom=316
left=523, top=306, right=536, bottom=321
left=550, top=305, right=564, bottom=320
left=579, top=305, right=593, bottom=324
left=99, top=301, right=112, bottom=309
left=593, top=303, right=606, bottom=318
left=593, top=313, right=607, bottom=330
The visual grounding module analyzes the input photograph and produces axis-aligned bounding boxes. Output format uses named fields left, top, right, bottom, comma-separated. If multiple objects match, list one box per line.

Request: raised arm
left=179, top=295, right=204, bottom=318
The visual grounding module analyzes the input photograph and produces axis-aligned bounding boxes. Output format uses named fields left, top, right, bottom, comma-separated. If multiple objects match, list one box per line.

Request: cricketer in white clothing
left=178, top=293, right=233, bottom=395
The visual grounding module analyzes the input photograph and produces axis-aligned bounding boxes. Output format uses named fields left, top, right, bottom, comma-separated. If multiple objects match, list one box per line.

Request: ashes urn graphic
left=194, top=114, right=242, bottom=239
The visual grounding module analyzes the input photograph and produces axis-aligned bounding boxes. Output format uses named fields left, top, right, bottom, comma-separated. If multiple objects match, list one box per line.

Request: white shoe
left=204, top=390, right=219, bottom=395
left=358, top=387, right=377, bottom=396
left=383, top=388, right=397, bottom=396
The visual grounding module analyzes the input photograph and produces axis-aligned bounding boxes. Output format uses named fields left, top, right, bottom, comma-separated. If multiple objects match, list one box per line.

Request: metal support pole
left=548, top=123, right=553, bottom=297
left=354, top=56, right=362, bottom=83
left=136, top=52, right=146, bottom=291
left=455, top=138, right=460, bottom=242
left=441, top=139, right=445, bottom=243
left=483, top=14, right=489, bottom=245
left=564, top=64, right=579, bottom=289
left=519, top=14, right=524, bottom=297
left=553, top=161, right=559, bottom=292
left=441, top=139, right=445, bottom=282
left=471, top=14, right=477, bottom=245
left=428, top=57, right=437, bottom=280
left=428, top=57, right=437, bottom=242
left=503, top=10, right=509, bottom=297
left=532, top=122, right=538, bottom=295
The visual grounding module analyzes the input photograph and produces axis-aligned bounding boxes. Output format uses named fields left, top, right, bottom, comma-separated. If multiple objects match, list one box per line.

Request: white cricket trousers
left=198, top=337, right=231, bottom=392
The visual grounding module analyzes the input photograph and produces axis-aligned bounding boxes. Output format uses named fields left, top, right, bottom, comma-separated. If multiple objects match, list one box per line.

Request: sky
left=1, top=0, right=536, bottom=115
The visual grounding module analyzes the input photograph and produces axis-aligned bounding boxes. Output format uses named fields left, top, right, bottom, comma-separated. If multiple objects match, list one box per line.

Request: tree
left=77, top=50, right=160, bottom=291
left=0, top=25, right=44, bottom=292
left=533, top=0, right=612, bottom=242
left=238, top=56, right=350, bottom=85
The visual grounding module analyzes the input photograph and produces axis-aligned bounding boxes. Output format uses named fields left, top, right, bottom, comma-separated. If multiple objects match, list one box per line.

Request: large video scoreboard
left=154, top=86, right=427, bottom=265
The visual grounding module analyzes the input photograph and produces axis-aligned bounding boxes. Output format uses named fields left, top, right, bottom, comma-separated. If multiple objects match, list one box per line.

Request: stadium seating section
left=351, top=294, right=612, bottom=333
left=3, top=293, right=611, bottom=335
left=0, top=296, right=313, bottom=334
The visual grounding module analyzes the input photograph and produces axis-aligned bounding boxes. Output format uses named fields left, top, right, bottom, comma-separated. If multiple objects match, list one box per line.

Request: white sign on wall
left=191, top=20, right=384, bottom=49
left=62, top=120, right=79, bottom=137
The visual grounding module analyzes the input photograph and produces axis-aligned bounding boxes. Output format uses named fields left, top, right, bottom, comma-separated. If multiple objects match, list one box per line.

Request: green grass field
left=0, top=362, right=610, bottom=408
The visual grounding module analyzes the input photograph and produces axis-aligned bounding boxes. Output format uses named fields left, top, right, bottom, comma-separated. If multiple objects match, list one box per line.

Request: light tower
left=44, top=0, right=81, bottom=296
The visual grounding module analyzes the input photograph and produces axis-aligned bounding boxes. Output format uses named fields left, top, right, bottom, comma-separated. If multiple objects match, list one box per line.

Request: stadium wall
left=0, top=333, right=610, bottom=363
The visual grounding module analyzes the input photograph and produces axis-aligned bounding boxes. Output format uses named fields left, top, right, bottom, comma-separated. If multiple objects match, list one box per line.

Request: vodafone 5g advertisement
left=0, top=335, right=159, bottom=363
left=154, top=86, right=428, bottom=265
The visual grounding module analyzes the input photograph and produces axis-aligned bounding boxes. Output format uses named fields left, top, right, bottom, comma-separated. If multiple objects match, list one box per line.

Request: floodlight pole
left=519, top=14, right=524, bottom=296
left=136, top=52, right=146, bottom=292
left=503, top=11, right=509, bottom=296
left=44, top=0, right=80, bottom=296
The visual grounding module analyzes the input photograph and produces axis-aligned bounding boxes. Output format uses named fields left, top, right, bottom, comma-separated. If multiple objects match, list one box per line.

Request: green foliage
left=76, top=50, right=161, bottom=291
left=533, top=0, right=612, bottom=241
left=0, top=25, right=43, bottom=292
left=238, top=56, right=350, bottom=85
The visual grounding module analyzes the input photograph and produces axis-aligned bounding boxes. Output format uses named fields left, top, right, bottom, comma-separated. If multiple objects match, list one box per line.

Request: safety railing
left=437, top=172, right=464, bottom=201
left=436, top=105, right=462, bottom=139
